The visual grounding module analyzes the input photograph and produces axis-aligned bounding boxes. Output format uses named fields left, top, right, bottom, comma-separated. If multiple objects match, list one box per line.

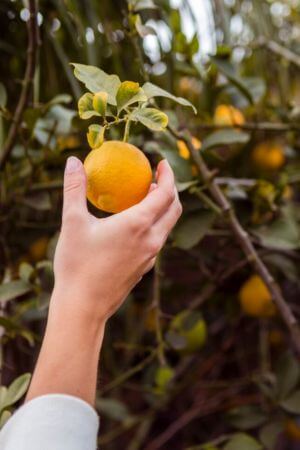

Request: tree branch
left=168, top=125, right=300, bottom=354
left=0, top=0, right=39, bottom=170
left=257, top=37, right=300, bottom=70
left=195, top=122, right=300, bottom=132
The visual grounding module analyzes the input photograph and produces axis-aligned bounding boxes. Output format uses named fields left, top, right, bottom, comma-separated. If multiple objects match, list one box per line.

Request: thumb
left=63, top=156, right=88, bottom=220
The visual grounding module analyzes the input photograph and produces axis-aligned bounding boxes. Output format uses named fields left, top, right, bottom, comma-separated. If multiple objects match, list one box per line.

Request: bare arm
left=26, top=156, right=182, bottom=405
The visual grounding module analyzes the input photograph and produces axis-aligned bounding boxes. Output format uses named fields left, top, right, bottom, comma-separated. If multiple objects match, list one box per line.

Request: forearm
left=26, top=290, right=105, bottom=405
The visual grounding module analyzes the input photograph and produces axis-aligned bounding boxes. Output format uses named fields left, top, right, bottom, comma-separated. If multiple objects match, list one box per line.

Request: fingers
left=153, top=188, right=182, bottom=238
left=149, top=182, right=158, bottom=193
left=129, top=159, right=176, bottom=224
left=62, top=157, right=88, bottom=222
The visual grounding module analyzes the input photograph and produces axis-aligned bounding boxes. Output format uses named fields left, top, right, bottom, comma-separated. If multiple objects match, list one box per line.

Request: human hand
left=52, top=156, right=182, bottom=324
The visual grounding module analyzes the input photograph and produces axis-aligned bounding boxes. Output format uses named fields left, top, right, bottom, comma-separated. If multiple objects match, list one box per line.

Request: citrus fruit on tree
left=84, top=140, right=152, bottom=213
left=213, top=104, right=245, bottom=126
left=177, top=137, right=201, bottom=159
left=239, top=275, right=277, bottom=318
left=167, top=310, right=207, bottom=353
left=28, top=236, right=50, bottom=262
left=251, top=141, right=285, bottom=170
left=285, top=418, right=300, bottom=441
left=268, top=329, right=285, bottom=347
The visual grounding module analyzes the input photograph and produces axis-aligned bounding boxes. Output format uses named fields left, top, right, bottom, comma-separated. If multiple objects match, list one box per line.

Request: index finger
left=127, top=159, right=176, bottom=224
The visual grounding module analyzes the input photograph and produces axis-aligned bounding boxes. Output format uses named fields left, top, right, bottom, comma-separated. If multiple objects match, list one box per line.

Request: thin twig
left=99, top=350, right=157, bottom=394
left=195, top=122, right=300, bottom=132
left=152, top=254, right=166, bottom=366
left=167, top=125, right=300, bottom=354
left=257, top=37, right=300, bottom=70
left=0, top=0, right=39, bottom=169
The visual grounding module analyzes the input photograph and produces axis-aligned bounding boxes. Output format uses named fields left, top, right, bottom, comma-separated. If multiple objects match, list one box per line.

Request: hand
left=52, top=156, right=182, bottom=324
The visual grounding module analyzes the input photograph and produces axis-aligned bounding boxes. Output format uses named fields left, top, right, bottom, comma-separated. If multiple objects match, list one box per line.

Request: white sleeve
left=0, top=394, right=99, bottom=450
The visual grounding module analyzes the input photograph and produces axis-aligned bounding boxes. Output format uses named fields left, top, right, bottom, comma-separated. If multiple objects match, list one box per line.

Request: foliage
left=1, top=0, right=300, bottom=448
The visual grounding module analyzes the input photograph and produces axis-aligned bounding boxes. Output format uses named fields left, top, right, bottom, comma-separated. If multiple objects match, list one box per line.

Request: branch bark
left=257, top=37, right=300, bottom=70
left=0, top=0, right=39, bottom=170
left=195, top=122, right=300, bottom=132
left=168, top=125, right=300, bottom=354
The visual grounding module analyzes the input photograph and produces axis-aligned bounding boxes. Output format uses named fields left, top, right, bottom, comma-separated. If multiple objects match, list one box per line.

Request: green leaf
left=280, top=390, right=300, bottom=413
left=92, top=91, right=108, bottom=116
left=165, top=330, right=187, bottom=351
left=224, top=433, right=263, bottom=450
left=96, top=398, right=131, bottom=422
left=132, top=0, right=158, bottom=11
left=19, top=262, right=35, bottom=283
left=87, top=124, right=105, bottom=149
left=227, top=405, right=267, bottom=430
left=156, top=147, right=193, bottom=182
left=0, top=387, right=8, bottom=411
left=1, top=374, right=31, bottom=411
left=176, top=180, right=198, bottom=192
left=72, top=63, right=121, bottom=105
left=173, top=210, right=216, bottom=250
left=210, top=56, right=254, bottom=104
left=253, top=206, right=300, bottom=250
left=226, top=78, right=266, bottom=107
left=130, top=108, right=168, bottom=131
left=78, top=93, right=100, bottom=120
left=34, top=105, right=76, bottom=148
left=0, top=410, right=11, bottom=429
left=22, top=192, right=52, bottom=211
left=47, top=94, right=72, bottom=107
left=0, top=280, right=32, bottom=304
left=167, top=311, right=207, bottom=353
left=155, top=366, right=174, bottom=390
left=276, top=351, right=300, bottom=400
left=202, top=130, right=250, bottom=151
left=142, top=82, right=197, bottom=113
left=189, top=33, right=199, bottom=56
left=116, top=81, right=147, bottom=113
left=259, top=422, right=283, bottom=450
left=134, top=14, right=156, bottom=37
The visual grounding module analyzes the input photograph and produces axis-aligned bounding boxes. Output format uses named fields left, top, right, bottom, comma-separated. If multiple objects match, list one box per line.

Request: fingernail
left=66, top=156, right=81, bottom=173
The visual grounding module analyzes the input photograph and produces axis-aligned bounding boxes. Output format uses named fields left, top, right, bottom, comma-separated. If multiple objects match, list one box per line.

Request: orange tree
left=1, top=1, right=300, bottom=449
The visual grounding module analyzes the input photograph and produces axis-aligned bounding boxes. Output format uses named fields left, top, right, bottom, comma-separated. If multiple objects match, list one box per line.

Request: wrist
left=49, top=286, right=107, bottom=339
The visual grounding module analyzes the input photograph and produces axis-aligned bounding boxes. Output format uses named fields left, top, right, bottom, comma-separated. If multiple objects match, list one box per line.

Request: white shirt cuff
left=0, top=394, right=99, bottom=450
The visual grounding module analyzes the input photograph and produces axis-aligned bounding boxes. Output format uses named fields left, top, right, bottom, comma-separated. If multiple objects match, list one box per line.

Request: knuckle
left=165, top=189, right=175, bottom=206
left=64, top=174, right=85, bottom=194
left=63, top=207, right=82, bottom=225
left=130, top=214, right=151, bottom=234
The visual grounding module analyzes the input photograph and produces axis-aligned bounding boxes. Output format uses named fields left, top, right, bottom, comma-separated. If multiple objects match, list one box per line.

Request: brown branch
left=257, top=37, right=300, bottom=70
left=195, top=122, right=300, bottom=132
left=145, top=390, right=261, bottom=450
left=0, top=0, right=39, bottom=170
left=151, top=254, right=166, bottom=366
left=168, top=125, right=300, bottom=354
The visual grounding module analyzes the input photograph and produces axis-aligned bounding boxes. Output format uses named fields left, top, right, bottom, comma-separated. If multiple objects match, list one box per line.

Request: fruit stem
left=123, top=119, right=131, bottom=142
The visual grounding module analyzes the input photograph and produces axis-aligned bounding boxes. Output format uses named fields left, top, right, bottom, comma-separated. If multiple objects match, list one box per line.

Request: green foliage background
left=1, top=0, right=300, bottom=449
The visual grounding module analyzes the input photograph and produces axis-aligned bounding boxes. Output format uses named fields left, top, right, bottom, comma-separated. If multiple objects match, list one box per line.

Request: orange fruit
left=285, top=418, right=300, bottom=441
left=213, top=104, right=245, bottom=126
left=268, top=329, right=285, bottom=347
left=84, top=140, right=152, bottom=213
left=239, top=275, right=277, bottom=318
left=252, top=142, right=285, bottom=170
left=28, top=237, right=49, bottom=262
left=282, top=185, right=293, bottom=201
left=177, top=137, right=201, bottom=160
